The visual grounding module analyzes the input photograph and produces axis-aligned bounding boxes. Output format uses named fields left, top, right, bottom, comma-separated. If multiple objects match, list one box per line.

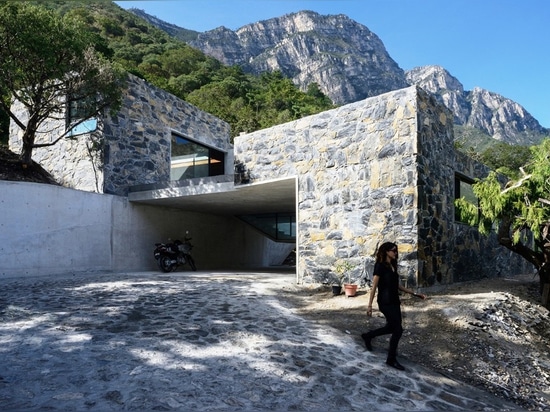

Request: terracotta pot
left=344, top=284, right=358, bottom=297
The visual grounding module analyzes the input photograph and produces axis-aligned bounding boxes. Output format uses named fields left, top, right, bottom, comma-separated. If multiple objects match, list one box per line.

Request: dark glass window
left=171, top=134, right=225, bottom=180
left=454, top=173, right=478, bottom=224
left=238, top=213, right=296, bottom=242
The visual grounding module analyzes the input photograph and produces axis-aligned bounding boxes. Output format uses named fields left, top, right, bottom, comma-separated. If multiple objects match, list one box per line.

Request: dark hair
left=376, top=242, right=398, bottom=271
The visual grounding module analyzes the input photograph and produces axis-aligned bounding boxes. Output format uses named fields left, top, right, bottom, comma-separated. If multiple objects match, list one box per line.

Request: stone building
left=9, top=74, right=527, bottom=286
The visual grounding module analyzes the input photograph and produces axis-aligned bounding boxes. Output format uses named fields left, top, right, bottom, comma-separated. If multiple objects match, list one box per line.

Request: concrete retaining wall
left=0, top=181, right=284, bottom=278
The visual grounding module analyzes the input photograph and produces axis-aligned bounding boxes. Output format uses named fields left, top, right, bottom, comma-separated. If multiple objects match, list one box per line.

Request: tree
left=0, top=2, right=125, bottom=166
left=457, top=139, right=550, bottom=300
left=480, top=141, right=532, bottom=180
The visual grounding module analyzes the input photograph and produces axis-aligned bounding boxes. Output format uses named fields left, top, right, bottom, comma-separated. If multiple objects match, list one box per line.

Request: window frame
left=454, top=172, right=479, bottom=224
left=170, top=133, right=225, bottom=180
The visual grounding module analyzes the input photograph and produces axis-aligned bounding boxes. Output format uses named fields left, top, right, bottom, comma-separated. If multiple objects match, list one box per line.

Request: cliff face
left=406, top=66, right=547, bottom=144
left=133, top=9, right=548, bottom=145
left=189, top=11, right=410, bottom=105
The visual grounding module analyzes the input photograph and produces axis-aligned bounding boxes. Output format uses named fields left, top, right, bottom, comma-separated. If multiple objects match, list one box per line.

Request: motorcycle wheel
left=158, top=256, right=174, bottom=273
left=187, top=256, right=197, bottom=271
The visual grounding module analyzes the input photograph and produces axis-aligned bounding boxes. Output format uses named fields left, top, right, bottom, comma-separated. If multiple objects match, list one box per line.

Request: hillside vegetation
left=0, top=0, right=333, bottom=145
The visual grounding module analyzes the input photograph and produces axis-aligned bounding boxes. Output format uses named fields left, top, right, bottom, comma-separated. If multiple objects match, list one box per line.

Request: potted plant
left=335, top=261, right=358, bottom=297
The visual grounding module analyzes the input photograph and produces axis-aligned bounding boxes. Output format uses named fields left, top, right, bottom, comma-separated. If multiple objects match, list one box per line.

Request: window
left=170, top=134, right=225, bottom=180
left=454, top=173, right=478, bottom=224
left=66, top=95, right=97, bottom=137
left=238, top=213, right=296, bottom=242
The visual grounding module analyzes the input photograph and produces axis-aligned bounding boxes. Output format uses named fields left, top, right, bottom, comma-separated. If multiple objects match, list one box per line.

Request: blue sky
left=115, top=0, right=550, bottom=128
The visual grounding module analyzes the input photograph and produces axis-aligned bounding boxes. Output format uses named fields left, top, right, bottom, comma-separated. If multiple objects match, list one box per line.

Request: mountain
left=406, top=66, right=547, bottom=145
left=127, top=9, right=550, bottom=146
left=128, top=8, right=199, bottom=42
left=188, top=11, right=410, bottom=106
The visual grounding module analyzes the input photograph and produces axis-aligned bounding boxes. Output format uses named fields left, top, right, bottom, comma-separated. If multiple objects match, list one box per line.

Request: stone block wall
left=9, top=100, right=103, bottom=192
left=415, top=91, right=456, bottom=286
left=10, top=74, right=232, bottom=196
left=235, top=86, right=432, bottom=285
left=235, top=86, right=529, bottom=286
left=102, top=75, right=232, bottom=196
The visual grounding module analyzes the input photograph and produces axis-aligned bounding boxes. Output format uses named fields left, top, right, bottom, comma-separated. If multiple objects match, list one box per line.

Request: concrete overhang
left=128, top=176, right=297, bottom=216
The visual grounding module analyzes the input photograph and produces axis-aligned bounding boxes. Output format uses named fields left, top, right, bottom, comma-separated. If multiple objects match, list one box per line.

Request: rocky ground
left=277, top=274, right=550, bottom=410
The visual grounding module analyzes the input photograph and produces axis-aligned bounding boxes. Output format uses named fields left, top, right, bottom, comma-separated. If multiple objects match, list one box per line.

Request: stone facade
left=234, top=86, right=527, bottom=286
left=102, top=75, right=232, bottom=196
left=9, top=77, right=528, bottom=286
left=9, top=74, right=233, bottom=195
left=9, top=97, right=103, bottom=192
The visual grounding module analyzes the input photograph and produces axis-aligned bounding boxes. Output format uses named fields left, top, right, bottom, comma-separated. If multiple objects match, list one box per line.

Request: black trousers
left=364, top=303, right=403, bottom=361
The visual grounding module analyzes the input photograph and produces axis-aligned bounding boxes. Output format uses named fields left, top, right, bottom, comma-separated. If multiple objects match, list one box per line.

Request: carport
left=127, top=175, right=298, bottom=272
left=127, top=176, right=296, bottom=215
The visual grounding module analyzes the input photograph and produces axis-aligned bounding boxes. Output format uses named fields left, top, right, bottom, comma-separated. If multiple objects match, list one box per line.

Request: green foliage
left=459, top=139, right=550, bottom=278
left=455, top=197, right=479, bottom=227
left=453, top=125, right=496, bottom=157
left=0, top=1, right=125, bottom=163
left=37, top=1, right=334, bottom=139
left=334, top=260, right=357, bottom=285
left=480, top=142, right=532, bottom=180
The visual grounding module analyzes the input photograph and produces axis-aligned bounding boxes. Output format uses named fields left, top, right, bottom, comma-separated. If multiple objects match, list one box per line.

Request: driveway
left=0, top=271, right=520, bottom=411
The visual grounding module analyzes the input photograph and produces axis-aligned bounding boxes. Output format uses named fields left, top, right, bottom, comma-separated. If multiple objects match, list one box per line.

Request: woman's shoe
left=361, top=333, right=373, bottom=351
left=386, top=359, right=405, bottom=371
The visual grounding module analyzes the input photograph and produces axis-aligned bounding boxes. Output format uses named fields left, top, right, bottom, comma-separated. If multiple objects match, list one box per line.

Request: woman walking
left=361, top=242, right=426, bottom=371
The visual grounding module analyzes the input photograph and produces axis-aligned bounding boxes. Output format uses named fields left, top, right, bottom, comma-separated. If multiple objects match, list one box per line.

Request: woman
left=361, top=242, right=426, bottom=371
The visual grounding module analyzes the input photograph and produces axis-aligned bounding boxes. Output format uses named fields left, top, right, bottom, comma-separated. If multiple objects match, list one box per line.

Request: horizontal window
left=171, top=134, right=224, bottom=180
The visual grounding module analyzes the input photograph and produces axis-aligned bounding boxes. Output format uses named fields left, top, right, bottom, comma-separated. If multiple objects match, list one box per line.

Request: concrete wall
left=1, top=181, right=113, bottom=277
left=0, top=181, right=278, bottom=278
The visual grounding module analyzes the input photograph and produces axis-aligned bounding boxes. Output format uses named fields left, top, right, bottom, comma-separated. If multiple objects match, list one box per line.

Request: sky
left=115, top=0, right=550, bottom=128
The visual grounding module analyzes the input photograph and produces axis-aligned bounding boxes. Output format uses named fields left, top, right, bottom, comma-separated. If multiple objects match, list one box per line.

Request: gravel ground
left=277, top=274, right=550, bottom=410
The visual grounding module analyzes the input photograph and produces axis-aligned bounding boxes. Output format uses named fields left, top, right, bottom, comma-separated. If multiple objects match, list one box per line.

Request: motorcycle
left=154, top=233, right=197, bottom=272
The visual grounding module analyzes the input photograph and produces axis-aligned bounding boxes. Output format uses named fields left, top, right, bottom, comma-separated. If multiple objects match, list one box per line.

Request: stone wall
left=9, top=100, right=103, bottom=192
left=10, top=74, right=233, bottom=196
left=235, top=86, right=530, bottom=286
left=235, top=86, right=429, bottom=285
left=415, top=91, right=455, bottom=286
left=102, top=75, right=232, bottom=196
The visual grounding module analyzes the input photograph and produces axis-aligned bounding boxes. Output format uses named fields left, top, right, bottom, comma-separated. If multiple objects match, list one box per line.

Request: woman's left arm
left=399, top=284, right=427, bottom=299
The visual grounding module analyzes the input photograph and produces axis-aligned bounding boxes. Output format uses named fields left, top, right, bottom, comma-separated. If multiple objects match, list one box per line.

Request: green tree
left=0, top=2, right=125, bottom=166
left=27, top=1, right=335, bottom=140
left=480, top=142, right=532, bottom=180
left=457, top=138, right=550, bottom=299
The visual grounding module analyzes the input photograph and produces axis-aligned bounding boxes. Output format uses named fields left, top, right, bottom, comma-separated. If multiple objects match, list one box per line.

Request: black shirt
left=373, top=261, right=400, bottom=305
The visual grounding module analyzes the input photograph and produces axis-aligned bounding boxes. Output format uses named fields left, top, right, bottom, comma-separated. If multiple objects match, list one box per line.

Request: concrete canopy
left=128, top=176, right=297, bottom=216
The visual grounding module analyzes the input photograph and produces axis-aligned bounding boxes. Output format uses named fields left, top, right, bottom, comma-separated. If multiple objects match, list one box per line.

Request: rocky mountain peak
left=406, top=65, right=469, bottom=124
left=406, top=65, right=464, bottom=95
left=132, top=8, right=548, bottom=146
left=407, top=65, right=546, bottom=143
left=189, top=10, right=409, bottom=105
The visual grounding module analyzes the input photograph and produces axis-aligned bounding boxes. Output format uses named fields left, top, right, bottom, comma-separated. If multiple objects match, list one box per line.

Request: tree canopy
left=0, top=2, right=125, bottom=165
left=50, top=1, right=334, bottom=139
left=0, top=1, right=334, bottom=144
left=456, top=138, right=550, bottom=296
